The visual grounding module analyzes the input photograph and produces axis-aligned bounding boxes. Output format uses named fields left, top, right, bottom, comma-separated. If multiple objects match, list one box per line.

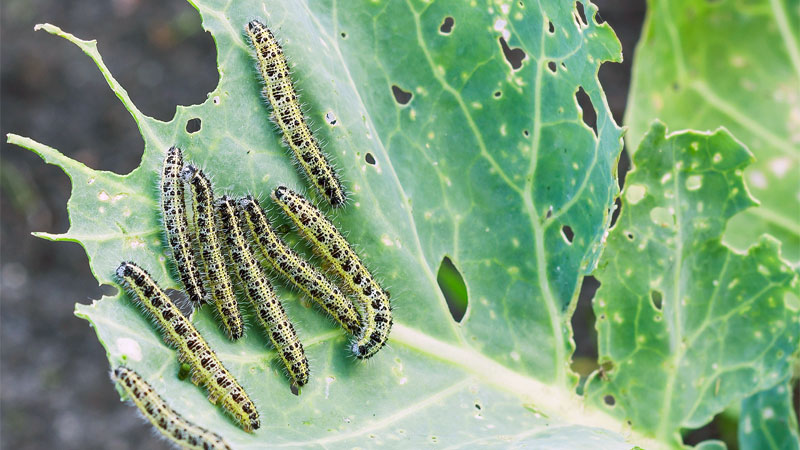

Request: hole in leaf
left=99, top=283, right=118, bottom=297
left=499, top=37, right=526, bottom=70
left=185, top=118, right=201, bottom=133
left=340, top=32, right=347, bottom=39
left=609, top=196, right=622, bottom=228
left=439, top=16, right=455, bottom=34
left=177, top=363, right=192, bottom=380
left=365, top=153, right=376, bottom=165
left=548, top=20, right=555, bottom=34
left=571, top=275, right=600, bottom=377
left=651, top=290, right=663, bottom=310
left=547, top=61, right=557, bottom=73
left=561, top=62, right=567, bottom=71
left=575, top=1, right=588, bottom=26
left=325, top=111, right=337, bottom=126
left=604, top=395, right=615, bottom=406
left=474, top=403, right=481, bottom=410
left=391, top=85, right=413, bottom=105
left=618, top=148, right=631, bottom=190
left=523, top=129, right=530, bottom=138
left=594, top=11, right=605, bottom=24
left=625, top=231, right=634, bottom=241
left=561, top=225, right=574, bottom=243
left=493, top=90, right=502, bottom=98
left=682, top=412, right=733, bottom=447
left=437, top=256, right=467, bottom=323
left=575, top=87, right=597, bottom=136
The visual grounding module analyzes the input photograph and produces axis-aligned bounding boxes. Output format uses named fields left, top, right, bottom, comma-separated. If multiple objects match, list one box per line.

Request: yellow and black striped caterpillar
left=160, top=146, right=207, bottom=306
left=112, top=366, right=232, bottom=449
left=217, top=196, right=309, bottom=388
left=245, top=19, right=347, bottom=208
left=271, top=186, right=392, bottom=359
left=181, top=165, right=244, bottom=341
left=115, top=261, right=259, bottom=432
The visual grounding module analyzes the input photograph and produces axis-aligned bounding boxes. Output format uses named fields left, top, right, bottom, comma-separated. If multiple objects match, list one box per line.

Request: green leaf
left=739, top=379, right=800, bottom=450
left=7, top=1, right=664, bottom=447
left=584, top=121, right=800, bottom=447
left=624, top=0, right=800, bottom=263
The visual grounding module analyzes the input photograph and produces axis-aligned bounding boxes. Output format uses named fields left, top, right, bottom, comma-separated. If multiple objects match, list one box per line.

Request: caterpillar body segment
left=112, top=366, right=232, bottom=450
left=238, top=196, right=361, bottom=335
left=114, top=262, right=260, bottom=432
left=245, top=19, right=346, bottom=208
left=217, top=196, right=309, bottom=387
left=181, top=165, right=244, bottom=341
left=160, top=146, right=207, bottom=305
left=271, top=186, right=392, bottom=359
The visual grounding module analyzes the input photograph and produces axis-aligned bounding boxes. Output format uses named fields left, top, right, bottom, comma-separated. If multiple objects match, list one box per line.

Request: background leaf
left=584, top=121, right=800, bottom=447
left=7, top=0, right=665, bottom=447
left=739, top=378, right=800, bottom=450
left=624, top=0, right=800, bottom=263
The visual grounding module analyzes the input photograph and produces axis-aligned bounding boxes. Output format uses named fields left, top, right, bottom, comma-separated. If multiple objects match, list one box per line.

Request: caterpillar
left=161, top=146, right=207, bottom=306
left=112, top=366, right=232, bottom=450
left=245, top=19, right=347, bottom=208
left=271, top=186, right=392, bottom=359
left=115, top=262, right=260, bottom=432
left=238, top=196, right=361, bottom=336
left=181, top=165, right=244, bottom=341
left=216, top=196, right=309, bottom=388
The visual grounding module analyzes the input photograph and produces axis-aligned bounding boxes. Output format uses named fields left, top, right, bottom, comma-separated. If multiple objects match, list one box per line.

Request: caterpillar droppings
left=245, top=19, right=347, bottom=208
left=181, top=165, right=244, bottom=341
left=112, top=366, right=232, bottom=450
left=238, top=196, right=360, bottom=335
left=161, top=146, right=207, bottom=306
left=217, top=196, right=309, bottom=387
left=271, top=186, right=392, bottom=359
left=115, top=262, right=260, bottom=432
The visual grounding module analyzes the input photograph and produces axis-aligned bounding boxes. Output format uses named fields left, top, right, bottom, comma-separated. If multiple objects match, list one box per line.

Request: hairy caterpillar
left=271, top=186, right=392, bottom=359
left=115, top=262, right=260, bottom=432
left=161, top=146, right=207, bottom=306
left=217, top=196, right=309, bottom=387
left=238, top=196, right=361, bottom=336
left=245, top=19, right=347, bottom=208
left=112, top=366, right=232, bottom=450
left=181, top=165, right=244, bottom=341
